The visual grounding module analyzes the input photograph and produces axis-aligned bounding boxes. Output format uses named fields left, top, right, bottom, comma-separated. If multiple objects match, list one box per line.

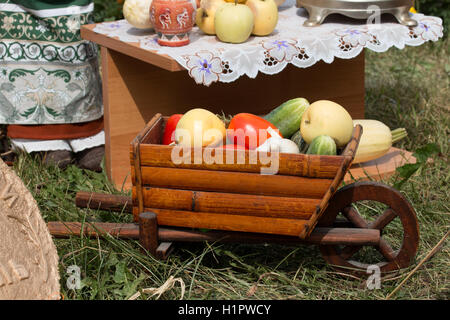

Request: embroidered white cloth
left=93, top=0, right=443, bottom=86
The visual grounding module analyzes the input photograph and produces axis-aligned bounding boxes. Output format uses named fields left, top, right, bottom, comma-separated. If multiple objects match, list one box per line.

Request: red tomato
left=227, top=113, right=281, bottom=149
left=162, top=114, right=183, bottom=145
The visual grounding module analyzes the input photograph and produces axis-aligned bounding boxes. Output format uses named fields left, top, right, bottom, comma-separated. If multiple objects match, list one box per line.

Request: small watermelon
left=306, top=135, right=337, bottom=155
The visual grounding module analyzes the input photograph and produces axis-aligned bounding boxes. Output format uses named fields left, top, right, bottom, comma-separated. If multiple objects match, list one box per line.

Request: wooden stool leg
left=139, top=212, right=159, bottom=257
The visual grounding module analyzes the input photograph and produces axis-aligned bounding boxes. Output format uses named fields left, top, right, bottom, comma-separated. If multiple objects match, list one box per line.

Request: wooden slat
left=151, top=209, right=309, bottom=236
left=76, top=191, right=133, bottom=212
left=133, top=187, right=318, bottom=219
left=131, top=144, right=343, bottom=178
left=47, top=222, right=380, bottom=246
left=48, top=222, right=138, bottom=238
left=133, top=167, right=332, bottom=198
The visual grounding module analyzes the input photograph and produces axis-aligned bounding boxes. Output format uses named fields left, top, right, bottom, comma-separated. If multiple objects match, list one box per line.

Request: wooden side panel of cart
left=130, top=113, right=362, bottom=238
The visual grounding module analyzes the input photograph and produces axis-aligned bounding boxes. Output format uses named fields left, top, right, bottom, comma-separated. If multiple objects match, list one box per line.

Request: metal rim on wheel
left=318, top=181, right=420, bottom=275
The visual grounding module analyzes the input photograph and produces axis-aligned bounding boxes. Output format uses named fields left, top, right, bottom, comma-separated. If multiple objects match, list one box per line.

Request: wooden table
left=82, top=24, right=367, bottom=190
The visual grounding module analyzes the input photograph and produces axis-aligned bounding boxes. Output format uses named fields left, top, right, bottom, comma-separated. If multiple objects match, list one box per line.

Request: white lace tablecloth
left=93, top=0, right=443, bottom=86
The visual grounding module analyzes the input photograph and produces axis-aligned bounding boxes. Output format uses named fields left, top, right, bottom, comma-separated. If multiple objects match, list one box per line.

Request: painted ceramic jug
left=150, top=0, right=196, bottom=47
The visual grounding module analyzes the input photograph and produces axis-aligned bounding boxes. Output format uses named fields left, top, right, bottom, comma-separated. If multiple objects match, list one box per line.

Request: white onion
left=256, top=127, right=300, bottom=154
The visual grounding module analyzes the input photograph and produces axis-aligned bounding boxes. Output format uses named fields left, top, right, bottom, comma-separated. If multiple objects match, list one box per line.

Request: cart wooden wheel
left=318, top=181, right=420, bottom=275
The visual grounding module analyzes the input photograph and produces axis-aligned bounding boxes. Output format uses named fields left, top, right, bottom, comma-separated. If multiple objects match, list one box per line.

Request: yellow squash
left=353, top=119, right=407, bottom=164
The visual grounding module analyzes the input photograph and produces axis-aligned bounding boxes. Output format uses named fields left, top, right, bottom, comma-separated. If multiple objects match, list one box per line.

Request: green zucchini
left=306, top=135, right=337, bottom=155
left=264, top=98, right=310, bottom=138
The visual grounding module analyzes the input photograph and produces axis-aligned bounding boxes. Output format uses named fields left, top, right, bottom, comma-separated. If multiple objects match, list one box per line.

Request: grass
left=9, top=38, right=449, bottom=300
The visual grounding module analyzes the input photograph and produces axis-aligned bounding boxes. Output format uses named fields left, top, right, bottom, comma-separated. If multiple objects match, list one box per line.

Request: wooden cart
left=48, top=114, right=420, bottom=275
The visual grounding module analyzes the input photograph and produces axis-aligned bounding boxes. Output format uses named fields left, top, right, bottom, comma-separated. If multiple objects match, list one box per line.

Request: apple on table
left=214, top=2, right=255, bottom=43
left=246, top=0, right=278, bottom=36
left=196, top=0, right=279, bottom=43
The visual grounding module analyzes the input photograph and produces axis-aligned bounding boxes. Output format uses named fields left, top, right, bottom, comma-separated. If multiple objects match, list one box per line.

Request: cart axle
left=47, top=221, right=380, bottom=246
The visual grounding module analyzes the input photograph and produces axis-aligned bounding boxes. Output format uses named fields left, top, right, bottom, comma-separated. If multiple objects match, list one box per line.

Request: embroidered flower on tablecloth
left=413, top=18, right=443, bottom=41
left=185, top=51, right=222, bottom=86
left=103, top=21, right=124, bottom=29
left=335, top=28, right=372, bottom=47
left=262, top=39, right=299, bottom=62
left=140, top=36, right=160, bottom=50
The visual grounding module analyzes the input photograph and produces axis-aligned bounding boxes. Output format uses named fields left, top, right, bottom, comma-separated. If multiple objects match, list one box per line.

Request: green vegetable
left=290, top=130, right=308, bottom=153
left=306, top=135, right=337, bottom=155
left=264, top=98, right=310, bottom=138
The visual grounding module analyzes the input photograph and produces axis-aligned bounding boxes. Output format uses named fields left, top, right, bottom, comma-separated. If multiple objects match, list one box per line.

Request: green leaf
left=396, top=163, right=421, bottom=179
left=9, top=68, right=38, bottom=82
left=44, top=69, right=71, bottom=83
left=123, top=273, right=146, bottom=299
left=113, top=260, right=127, bottom=284
left=45, top=106, right=60, bottom=118
left=393, top=143, right=440, bottom=190
left=412, top=143, right=440, bottom=163
left=20, top=106, right=37, bottom=118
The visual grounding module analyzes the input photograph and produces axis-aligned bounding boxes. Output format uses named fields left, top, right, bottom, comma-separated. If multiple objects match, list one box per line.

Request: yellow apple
left=300, top=100, right=354, bottom=147
left=196, top=0, right=226, bottom=35
left=215, top=3, right=254, bottom=43
left=245, top=0, right=278, bottom=36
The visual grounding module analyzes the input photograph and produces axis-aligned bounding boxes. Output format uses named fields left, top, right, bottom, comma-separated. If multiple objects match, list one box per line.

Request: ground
left=5, top=37, right=449, bottom=300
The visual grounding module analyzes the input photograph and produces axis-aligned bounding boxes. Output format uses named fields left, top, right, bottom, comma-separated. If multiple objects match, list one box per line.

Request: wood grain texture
left=318, top=181, right=420, bottom=274
left=149, top=208, right=309, bottom=236
left=345, top=147, right=417, bottom=183
left=133, top=167, right=332, bottom=198
left=131, top=114, right=163, bottom=215
left=47, top=221, right=138, bottom=238
left=139, top=212, right=159, bottom=256
left=132, top=187, right=319, bottom=219
left=47, top=222, right=380, bottom=246
left=133, top=145, right=344, bottom=178
left=75, top=191, right=132, bottom=212
left=298, top=125, right=363, bottom=239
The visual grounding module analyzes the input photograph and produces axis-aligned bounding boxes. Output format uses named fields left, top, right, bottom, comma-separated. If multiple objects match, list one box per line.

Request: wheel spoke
left=342, top=206, right=368, bottom=228
left=370, top=208, right=397, bottom=230
left=377, top=238, right=397, bottom=262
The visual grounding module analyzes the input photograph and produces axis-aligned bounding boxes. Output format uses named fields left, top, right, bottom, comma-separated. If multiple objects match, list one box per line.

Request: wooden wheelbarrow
left=48, top=114, right=420, bottom=275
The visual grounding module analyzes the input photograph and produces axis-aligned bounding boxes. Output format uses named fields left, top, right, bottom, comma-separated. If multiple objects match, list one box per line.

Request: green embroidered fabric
left=0, top=0, right=102, bottom=125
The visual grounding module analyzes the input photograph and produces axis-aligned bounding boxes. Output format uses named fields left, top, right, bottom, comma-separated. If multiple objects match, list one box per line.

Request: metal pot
left=296, top=0, right=418, bottom=27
